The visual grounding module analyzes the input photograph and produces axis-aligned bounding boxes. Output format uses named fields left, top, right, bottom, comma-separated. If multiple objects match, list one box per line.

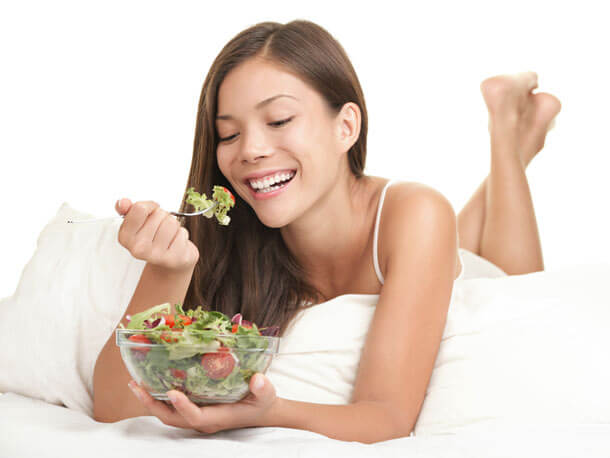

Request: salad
left=116, top=303, right=279, bottom=403
left=186, top=186, right=235, bottom=226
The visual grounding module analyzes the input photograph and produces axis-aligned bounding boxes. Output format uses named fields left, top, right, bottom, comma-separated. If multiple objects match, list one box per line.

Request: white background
left=1, top=0, right=608, bottom=299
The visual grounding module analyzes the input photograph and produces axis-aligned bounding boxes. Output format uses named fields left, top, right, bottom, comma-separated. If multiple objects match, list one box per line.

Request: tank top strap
left=373, top=179, right=398, bottom=285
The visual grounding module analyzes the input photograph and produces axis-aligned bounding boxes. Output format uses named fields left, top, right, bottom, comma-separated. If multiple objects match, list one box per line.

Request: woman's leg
left=457, top=72, right=561, bottom=275
left=457, top=125, right=543, bottom=255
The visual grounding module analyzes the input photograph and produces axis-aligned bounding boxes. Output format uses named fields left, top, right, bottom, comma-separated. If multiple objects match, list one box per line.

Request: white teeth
left=248, top=171, right=295, bottom=191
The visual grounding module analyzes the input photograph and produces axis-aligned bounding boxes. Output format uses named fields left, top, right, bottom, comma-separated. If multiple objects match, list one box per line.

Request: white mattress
left=1, top=392, right=609, bottom=457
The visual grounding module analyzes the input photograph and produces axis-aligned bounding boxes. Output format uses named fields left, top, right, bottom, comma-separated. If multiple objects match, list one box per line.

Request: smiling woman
left=92, top=18, right=562, bottom=444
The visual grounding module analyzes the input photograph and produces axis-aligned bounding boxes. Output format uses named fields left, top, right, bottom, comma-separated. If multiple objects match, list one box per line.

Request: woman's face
left=215, top=57, right=350, bottom=228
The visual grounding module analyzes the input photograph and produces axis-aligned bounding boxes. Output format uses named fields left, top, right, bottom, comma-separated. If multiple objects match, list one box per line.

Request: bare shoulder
left=377, top=181, right=460, bottom=281
left=384, top=181, right=452, bottom=208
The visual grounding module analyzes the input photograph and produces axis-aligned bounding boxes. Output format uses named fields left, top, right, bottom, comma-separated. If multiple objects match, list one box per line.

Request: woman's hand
left=127, top=373, right=278, bottom=433
left=115, top=198, right=199, bottom=273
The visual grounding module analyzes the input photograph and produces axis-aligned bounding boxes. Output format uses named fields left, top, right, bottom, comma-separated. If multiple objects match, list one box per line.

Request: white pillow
left=0, top=203, right=144, bottom=416
left=458, top=248, right=507, bottom=280
left=414, top=264, right=610, bottom=435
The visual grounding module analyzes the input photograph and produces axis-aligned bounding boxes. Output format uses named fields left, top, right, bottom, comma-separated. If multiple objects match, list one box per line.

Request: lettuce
left=124, top=303, right=171, bottom=331
left=185, top=186, right=235, bottom=226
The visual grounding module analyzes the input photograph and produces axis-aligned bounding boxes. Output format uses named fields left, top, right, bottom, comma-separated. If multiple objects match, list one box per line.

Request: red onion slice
left=231, top=313, right=243, bottom=325
left=144, top=316, right=165, bottom=329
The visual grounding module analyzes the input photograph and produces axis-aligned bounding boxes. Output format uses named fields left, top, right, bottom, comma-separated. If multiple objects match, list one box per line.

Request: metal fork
left=66, top=201, right=218, bottom=224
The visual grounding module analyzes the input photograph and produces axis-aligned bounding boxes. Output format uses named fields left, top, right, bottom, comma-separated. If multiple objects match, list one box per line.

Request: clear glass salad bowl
left=116, top=328, right=280, bottom=405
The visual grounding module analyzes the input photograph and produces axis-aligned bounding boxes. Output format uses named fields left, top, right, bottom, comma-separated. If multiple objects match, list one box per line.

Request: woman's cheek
left=282, top=127, right=310, bottom=157
left=216, top=152, right=232, bottom=185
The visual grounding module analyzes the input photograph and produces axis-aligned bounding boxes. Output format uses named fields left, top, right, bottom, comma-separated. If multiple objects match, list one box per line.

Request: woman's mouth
left=247, top=170, right=296, bottom=195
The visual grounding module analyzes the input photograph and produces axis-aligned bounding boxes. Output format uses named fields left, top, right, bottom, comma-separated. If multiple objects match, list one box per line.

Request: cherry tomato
left=170, top=368, right=186, bottom=379
left=128, top=334, right=152, bottom=354
left=201, top=352, right=235, bottom=380
left=177, top=314, right=192, bottom=326
left=221, top=186, right=235, bottom=204
left=162, top=314, right=175, bottom=328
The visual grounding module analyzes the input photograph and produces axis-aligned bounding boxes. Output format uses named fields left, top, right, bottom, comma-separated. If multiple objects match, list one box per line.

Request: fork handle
left=66, top=216, right=124, bottom=224
left=66, top=211, right=194, bottom=224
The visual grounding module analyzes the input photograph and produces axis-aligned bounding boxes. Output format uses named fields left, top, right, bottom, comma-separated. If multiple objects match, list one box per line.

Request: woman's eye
left=218, top=133, right=237, bottom=143
left=269, top=116, right=293, bottom=127
left=218, top=117, right=293, bottom=143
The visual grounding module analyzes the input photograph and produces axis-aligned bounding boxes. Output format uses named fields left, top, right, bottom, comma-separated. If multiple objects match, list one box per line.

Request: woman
left=93, top=20, right=561, bottom=443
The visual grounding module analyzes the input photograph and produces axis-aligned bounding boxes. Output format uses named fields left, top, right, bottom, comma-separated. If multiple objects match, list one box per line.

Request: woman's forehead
left=216, top=60, right=316, bottom=115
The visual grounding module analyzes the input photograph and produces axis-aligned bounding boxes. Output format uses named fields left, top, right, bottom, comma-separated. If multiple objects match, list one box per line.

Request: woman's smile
left=245, top=169, right=297, bottom=201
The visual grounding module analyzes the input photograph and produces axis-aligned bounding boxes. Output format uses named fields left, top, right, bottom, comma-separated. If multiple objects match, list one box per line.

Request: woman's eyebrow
left=216, top=94, right=298, bottom=120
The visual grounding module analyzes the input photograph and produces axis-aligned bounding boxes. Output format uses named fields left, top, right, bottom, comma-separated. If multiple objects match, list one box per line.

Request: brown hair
left=178, top=20, right=368, bottom=335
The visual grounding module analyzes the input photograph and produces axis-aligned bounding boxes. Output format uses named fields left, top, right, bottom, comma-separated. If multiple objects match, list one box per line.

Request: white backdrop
left=1, top=0, right=609, bottom=299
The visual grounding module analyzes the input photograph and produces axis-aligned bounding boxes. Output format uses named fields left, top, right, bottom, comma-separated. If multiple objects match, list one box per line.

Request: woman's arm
left=261, top=398, right=412, bottom=444
left=263, top=183, right=460, bottom=443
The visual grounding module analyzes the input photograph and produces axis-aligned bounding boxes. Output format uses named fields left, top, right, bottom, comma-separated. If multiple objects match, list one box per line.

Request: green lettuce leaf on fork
left=185, top=186, right=235, bottom=226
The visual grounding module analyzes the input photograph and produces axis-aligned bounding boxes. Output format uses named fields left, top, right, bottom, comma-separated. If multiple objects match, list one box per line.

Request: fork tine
left=170, top=201, right=218, bottom=217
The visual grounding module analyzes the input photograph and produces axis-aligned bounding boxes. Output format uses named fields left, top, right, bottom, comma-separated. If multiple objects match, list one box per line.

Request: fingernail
left=167, top=392, right=178, bottom=404
left=116, top=198, right=122, bottom=208
left=128, top=382, right=143, bottom=401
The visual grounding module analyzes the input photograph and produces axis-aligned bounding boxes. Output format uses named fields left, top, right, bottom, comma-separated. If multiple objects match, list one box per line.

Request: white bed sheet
left=1, top=392, right=609, bottom=458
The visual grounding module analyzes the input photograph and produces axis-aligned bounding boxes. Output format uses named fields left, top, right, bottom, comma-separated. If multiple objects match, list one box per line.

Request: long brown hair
left=178, top=20, right=368, bottom=335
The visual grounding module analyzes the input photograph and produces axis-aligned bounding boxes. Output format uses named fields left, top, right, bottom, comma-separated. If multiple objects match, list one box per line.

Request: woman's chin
left=256, top=212, right=292, bottom=229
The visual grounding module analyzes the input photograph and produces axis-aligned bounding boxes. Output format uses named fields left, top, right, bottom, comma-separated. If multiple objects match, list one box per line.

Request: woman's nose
left=239, top=129, right=271, bottom=163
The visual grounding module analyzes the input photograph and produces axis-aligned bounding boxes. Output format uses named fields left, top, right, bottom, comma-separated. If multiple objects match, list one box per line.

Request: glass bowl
left=116, top=328, right=280, bottom=404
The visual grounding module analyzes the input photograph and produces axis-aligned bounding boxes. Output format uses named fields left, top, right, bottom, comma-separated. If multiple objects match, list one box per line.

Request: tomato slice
left=128, top=334, right=152, bottom=354
left=170, top=368, right=186, bottom=379
left=162, top=314, right=175, bottom=328
left=231, top=324, right=238, bottom=333
left=177, top=314, right=192, bottom=326
left=201, top=352, right=235, bottom=380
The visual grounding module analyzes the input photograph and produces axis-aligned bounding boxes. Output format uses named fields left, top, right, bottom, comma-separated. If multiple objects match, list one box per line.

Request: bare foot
left=481, top=72, right=561, bottom=167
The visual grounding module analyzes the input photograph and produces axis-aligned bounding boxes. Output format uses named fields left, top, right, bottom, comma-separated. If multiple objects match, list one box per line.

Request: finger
left=167, top=391, right=235, bottom=434
left=249, top=373, right=275, bottom=401
left=152, top=213, right=180, bottom=251
left=132, top=207, right=168, bottom=255
left=166, top=390, right=208, bottom=429
left=116, top=198, right=132, bottom=215
left=122, top=201, right=160, bottom=238
left=128, top=381, right=189, bottom=428
left=168, top=226, right=188, bottom=252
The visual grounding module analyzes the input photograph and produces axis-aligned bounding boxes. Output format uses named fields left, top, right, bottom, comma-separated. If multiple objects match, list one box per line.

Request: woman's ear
left=335, top=102, right=361, bottom=155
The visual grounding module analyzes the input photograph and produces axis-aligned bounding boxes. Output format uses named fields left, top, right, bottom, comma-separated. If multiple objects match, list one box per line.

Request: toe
left=533, top=92, right=562, bottom=129
left=517, top=71, right=539, bottom=91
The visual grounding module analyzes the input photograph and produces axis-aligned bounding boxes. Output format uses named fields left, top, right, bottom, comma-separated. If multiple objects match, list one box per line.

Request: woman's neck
left=280, top=169, right=376, bottom=294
